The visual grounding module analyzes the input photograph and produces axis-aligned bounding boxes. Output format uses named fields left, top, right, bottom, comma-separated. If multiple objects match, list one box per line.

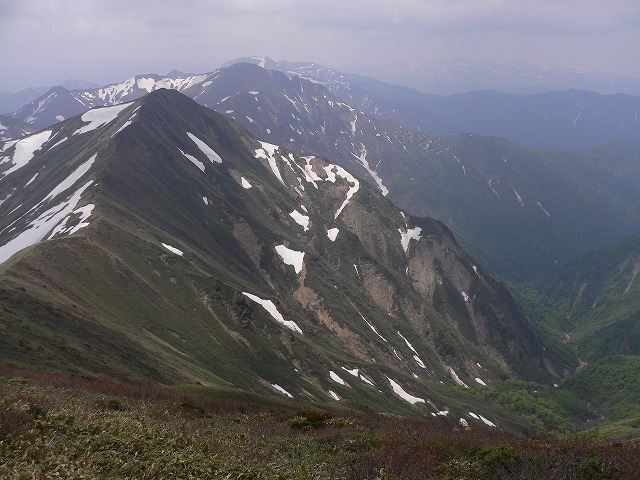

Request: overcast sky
left=2, top=0, right=639, bottom=92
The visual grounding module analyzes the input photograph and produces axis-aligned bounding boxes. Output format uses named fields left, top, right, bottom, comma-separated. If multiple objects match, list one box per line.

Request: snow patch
left=351, top=143, right=388, bottom=196
left=328, top=390, right=340, bottom=401
left=327, top=228, right=339, bottom=241
left=475, top=377, right=487, bottom=386
left=397, top=331, right=427, bottom=369
left=255, top=141, right=285, bottom=185
left=242, top=292, right=303, bottom=334
left=399, top=226, right=422, bottom=253
left=289, top=210, right=309, bottom=231
left=162, top=243, right=183, bottom=256
left=479, top=415, right=496, bottom=427
left=461, top=291, right=469, bottom=302
left=449, top=367, right=469, bottom=388
left=241, top=177, right=252, bottom=189
left=24, top=173, right=39, bottom=187
left=323, top=165, right=359, bottom=219
left=360, top=314, right=387, bottom=342
left=274, top=244, right=304, bottom=274
left=0, top=181, right=94, bottom=265
left=387, top=377, right=425, bottom=405
left=187, top=132, right=222, bottom=163
left=1, top=130, right=52, bottom=178
left=329, top=371, right=346, bottom=386
left=73, top=103, right=131, bottom=136
left=536, top=201, right=551, bottom=217
left=272, top=384, right=293, bottom=398
left=178, top=148, right=205, bottom=172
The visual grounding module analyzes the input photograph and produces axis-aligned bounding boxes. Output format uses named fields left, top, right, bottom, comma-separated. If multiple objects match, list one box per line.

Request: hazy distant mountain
left=0, top=86, right=50, bottom=114
left=0, top=114, right=33, bottom=141
left=59, top=78, right=101, bottom=90
left=228, top=57, right=640, bottom=150
left=0, top=89, right=573, bottom=419
left=362, top=60, right=640, bottom=96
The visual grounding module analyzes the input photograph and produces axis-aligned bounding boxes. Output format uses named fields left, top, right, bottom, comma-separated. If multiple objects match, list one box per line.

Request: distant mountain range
left=229, top=57, right=640, bottom=150
left=358, top=60, right=640, bottom=96
left=0, top=89, right=574, bottom=422
left=4, top=62, right=640, bottom=283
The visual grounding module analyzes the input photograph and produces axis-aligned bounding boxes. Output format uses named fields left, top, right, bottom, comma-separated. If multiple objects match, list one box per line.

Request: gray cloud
left=1, top=0, right=638, bottom=92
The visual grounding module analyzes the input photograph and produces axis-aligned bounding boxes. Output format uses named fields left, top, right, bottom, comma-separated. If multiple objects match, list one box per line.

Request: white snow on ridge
left=1, top=130, right=52, bottom=179
left=342, top=367, right=359, bottom=377
left=275, top=244, right=305, bottom=274
left=24, top=173, right=39, bottom=187
left=329, top=371, right=346, bottom=385
left=461, top=291, right=469, bottom=303
left=387, top=377, right=425, bottom=405
left=289, top=210, right=310, bottom=231
left=187, top=132, right=223, bottom=164
left=397, top=331, right=427, bottom=369
left=73, top=103, right=132, bottom=136
left=323, top=164, right=359, bottom=219
left=0, top=180, right=94, bottom=265
left=255, top=141, right=285, bottom=185
left=360, top=314, right=387, bottom=342
left=475, top=377, right=487, bottom=386
left=178, top=148, right=205, bottom=172
left=399, top=226, right=422, bottom=253
left=242, top=292, right=303, bottom=334
left=341, top=366, right=375, bottom=386
left=328, top=390, right=341, bottom=401
left=537, top=201, right=551, bottom=217
left=44, top=155, right=96, bottom=203
left=272, top=384, right=293, bottom=398
left=449, top=367, right=469, bottom=388
left=161, top=243, right=184, bottom=256
left=48, top=203, right=95, bottom=238
left=327, top=228, right=339, bottom=241
left=479, top=415, right=496, bottom=427
left=351, top=143, right=388, bottom=196
left=241, top=177, right=252, bottom=189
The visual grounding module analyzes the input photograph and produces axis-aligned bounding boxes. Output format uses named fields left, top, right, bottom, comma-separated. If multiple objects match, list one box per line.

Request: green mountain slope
left=0, top=89, right=575, bottom=424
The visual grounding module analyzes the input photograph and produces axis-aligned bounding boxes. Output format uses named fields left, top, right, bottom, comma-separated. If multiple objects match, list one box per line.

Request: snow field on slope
left=73, top=103, right=132, bottom=136
left=399, top=226, right=422, bottom=253
left=1, top=130, right=52, bottom=179
left=187, top=132, right=222, bottom=164
left=387, top=377, right=425, bottom=405
left=178, top=148, right=205, bottom=172
left=274, top=244, right=305, bottom=274
left=242, top=292, right=303, bottom=334
left=327, top=227, right=339, bottom=241
left=289, top=210, right=309, bottom=231
left=161, top=243, right=184, bottom=256
left=272, top=384, right=293, bottom=398
left=329, top=371, right=346, bottom=386
left=0, top=181, right=94, bottom=264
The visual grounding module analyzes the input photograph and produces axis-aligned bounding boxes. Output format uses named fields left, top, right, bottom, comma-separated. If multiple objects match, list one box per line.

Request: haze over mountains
left=1, top=56, right=639, bottom=434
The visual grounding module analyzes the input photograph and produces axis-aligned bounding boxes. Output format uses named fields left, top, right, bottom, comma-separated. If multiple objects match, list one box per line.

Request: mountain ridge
left=0, top=89, right=575, bottom=422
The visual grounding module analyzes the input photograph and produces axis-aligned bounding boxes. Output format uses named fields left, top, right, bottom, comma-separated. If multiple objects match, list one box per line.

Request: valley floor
left=1, top=366, right=639, bottom=479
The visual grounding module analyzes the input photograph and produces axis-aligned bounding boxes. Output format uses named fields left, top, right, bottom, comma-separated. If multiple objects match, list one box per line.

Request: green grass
left=1, top=369, right=640, bottom=479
